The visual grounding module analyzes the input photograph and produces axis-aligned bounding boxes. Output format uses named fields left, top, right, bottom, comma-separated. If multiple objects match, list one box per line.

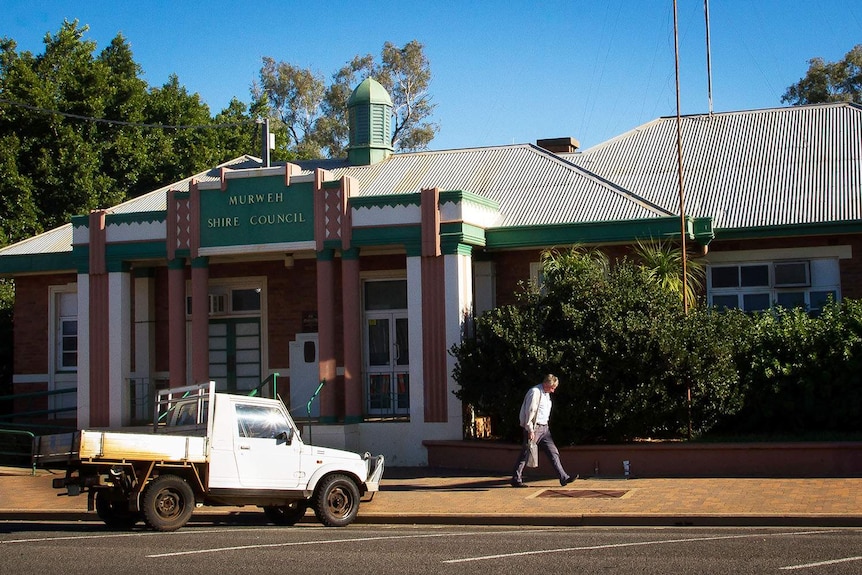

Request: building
left=1, top=78, right=860, bottom=465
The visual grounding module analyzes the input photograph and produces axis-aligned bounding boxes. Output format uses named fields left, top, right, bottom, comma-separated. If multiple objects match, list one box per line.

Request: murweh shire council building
left=2, top=79, right=861, bottom=466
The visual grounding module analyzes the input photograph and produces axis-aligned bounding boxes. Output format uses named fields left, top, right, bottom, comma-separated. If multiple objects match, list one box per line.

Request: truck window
left=235, top=403, right=291, bottom=439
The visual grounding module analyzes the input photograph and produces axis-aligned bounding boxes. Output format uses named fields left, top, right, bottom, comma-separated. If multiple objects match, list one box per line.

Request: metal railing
left=0, top=429, right=36, bottom=474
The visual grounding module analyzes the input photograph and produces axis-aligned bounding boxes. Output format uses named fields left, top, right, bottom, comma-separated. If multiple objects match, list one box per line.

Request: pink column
left=341, top=251, right=362, bottom=422
left=190, top=257, right=209, bottom=384
left=168, top=259, right=187, bottom=387
left=316, top=252, right=338, bottom=422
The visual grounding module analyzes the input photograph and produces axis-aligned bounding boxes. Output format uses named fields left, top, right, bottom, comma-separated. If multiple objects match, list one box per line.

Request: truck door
left=233, top=401, right=304, bottom=489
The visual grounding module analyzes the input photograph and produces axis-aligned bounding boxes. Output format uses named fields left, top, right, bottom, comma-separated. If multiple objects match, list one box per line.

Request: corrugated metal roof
left=0, top=224, right=72, bottom=256
left=563, top=103, right=862, bottom=230
left=329, top=144, right=669, bottom=227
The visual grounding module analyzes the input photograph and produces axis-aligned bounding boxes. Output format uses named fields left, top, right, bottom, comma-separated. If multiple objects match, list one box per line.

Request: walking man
left=511, top=373, right=574, bottom=487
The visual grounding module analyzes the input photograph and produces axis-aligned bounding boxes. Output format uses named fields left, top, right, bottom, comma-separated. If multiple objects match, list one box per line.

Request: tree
left=254, top=40, right=439, bottom=160
left=633, top=238, right=705, bottom=307
left=782, top=44, right=862, bottom=105
left=0, top=20, right=259, bottom=238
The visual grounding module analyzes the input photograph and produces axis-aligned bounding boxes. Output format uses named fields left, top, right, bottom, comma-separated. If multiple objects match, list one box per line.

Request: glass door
left=365, top=311, right=409, bottom=416
left=209, top=318, right=261, bottom=393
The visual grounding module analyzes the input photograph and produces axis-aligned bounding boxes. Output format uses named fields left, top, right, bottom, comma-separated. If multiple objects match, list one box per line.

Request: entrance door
left=288, top=333, right=320, bottom=418
left=364, top=312, right=409, bottom=416
left=209, top=318, right=261, bottom=393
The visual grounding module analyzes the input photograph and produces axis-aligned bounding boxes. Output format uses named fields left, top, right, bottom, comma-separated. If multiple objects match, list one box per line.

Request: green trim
left=106, top=242, right=167, bottom=262
left=485, top=217, right=713, bottom=250
left=318, top=416, right=339, bottom=424
left=441, top=222, right=486, bottom=247
left=107, top=260, right=131, bottom=273
left=173, top=191, right=190, bottom=200
left=715, top=220, right=862, bottom=240
left=107, top=211, right=165, bottom=226
left=351, top=224, right=421, bottom=248
left=351, top=194, right=420, bottom=210
left=343, top=415, right=364, bottom=424
left=438, top=190, right=500, bottom=211
left=0, top=252, right=76, bottom=275
left=168, top=258, right=186, bottom=270
left=342, top=247, right=360, bottom=260
left=191, top=256, right=209, bottom=269
left=321, top=179, right=341, bottom=189
left=317, top=249, right=335, bottom=262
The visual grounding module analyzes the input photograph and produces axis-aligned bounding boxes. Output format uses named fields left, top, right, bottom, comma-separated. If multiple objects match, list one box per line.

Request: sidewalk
left=2, top=466, right=861, bottom=527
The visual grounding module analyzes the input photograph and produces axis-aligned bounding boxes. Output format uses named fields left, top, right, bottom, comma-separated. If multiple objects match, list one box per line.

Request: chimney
left=536, top=137, right=580, bottom=154
left=258, top=118, right=274, bottom=167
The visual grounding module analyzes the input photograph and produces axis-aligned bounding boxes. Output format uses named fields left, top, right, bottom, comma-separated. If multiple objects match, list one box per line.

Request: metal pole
left=704, top=0, right=714, bottom=115
left=674, top=0, right=693, bottom=439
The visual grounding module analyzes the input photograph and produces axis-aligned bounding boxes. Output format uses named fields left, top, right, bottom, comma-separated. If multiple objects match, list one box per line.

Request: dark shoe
left=560, top=474, right=578, bottom=486
left=511, top=480, right=527, bottom=488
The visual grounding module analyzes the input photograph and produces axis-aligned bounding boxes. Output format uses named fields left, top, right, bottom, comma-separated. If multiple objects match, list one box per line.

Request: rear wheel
left=141, top=475, right=195, bottom=532
left=313, top=474, right=360, bottom=527
left=94, top=490, right=141, bottom=529
left=263, top=501, right=307, bottom=525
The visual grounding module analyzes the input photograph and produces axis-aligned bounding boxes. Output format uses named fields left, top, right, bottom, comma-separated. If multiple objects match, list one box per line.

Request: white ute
left=33, top=382, right=384, bottom=531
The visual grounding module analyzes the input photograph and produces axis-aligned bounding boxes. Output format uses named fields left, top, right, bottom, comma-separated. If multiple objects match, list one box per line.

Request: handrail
left=0, top=387, right=77, bottom=432
left=305, top=379, right=325, bottom=445
left=247, top=372, right=279, bottom=398
left=0, top=429, right=36, bottom=475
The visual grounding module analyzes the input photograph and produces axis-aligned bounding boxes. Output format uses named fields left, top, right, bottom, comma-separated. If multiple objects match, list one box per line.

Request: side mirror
left=276, top=429, right=293, bottom=444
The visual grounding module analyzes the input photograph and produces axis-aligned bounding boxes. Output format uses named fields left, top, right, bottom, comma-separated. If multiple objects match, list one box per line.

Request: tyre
left=263, top=501, right=307, bottom=526
left=312, top=474, right=360, bottom=527
left=141, top=475, right=195, bottom=532
left=94, top=489, right=141, bottom=529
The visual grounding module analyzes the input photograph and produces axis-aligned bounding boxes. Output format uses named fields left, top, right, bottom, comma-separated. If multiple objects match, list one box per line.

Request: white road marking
left=0, top=527, right=290, bottom=545
left=780, top=556, right=862, bottom=571
left=146, top=528, right=557, bottom=558
left=443, top=530, right=835, bottom=564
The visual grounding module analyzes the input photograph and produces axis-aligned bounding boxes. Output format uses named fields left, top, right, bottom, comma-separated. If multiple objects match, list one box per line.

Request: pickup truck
left=33, top=382, right=384, bottom=531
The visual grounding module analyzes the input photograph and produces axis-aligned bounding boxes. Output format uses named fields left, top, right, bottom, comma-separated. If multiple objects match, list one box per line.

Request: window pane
left=365, top=280, right=407, bottom=310
left=774, top=262, right=809, bottom=286
left=710, top=267, right=739, bottom=288
left=776, top=291, right=805, bottom=309
left=810, top=290, right=836, bottom=311
left=743, top=293, right=771, bottom=311
left=711, top=294, right=739, bottom=310
left=232, top=288, right=261, bottom=312
left=740, top=265, right=769, bottom=287
left=62, top=320, right=77, bottom=336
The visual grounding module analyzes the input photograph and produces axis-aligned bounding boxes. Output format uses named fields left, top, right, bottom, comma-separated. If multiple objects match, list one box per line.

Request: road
left=2, top=520, right=862, bottom=574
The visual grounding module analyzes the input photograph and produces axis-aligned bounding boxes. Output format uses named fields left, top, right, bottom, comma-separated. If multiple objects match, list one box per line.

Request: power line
left=0, top=97, right=257, bottom=130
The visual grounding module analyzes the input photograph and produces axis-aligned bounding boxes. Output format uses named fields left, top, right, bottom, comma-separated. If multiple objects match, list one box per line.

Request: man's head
left=542, top=374, right=559, bottom=393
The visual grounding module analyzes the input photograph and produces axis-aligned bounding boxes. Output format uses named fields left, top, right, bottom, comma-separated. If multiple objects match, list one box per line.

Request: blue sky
left=3, top=1, right=861, bottom=152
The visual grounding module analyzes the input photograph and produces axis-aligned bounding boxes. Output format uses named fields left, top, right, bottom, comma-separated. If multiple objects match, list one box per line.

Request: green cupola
left=347, top=77, right=394, bottom=165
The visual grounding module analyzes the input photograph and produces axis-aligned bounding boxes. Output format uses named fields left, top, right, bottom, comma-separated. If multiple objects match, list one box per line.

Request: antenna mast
left=704, top=0, right=714, bottom=114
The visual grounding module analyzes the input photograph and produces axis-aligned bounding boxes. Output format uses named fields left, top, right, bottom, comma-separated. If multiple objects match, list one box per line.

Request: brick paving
left=2, top=468, right=861, bottom=526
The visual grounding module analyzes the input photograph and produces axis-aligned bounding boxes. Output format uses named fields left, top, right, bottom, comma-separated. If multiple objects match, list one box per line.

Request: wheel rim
left=155, top=488, right=184, bottom=519
left=325, top=485, right=354, bottom=519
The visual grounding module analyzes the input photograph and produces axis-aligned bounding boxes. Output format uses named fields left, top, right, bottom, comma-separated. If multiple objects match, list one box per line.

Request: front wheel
left=313, top=474, right=360, bottom=527
left=142, top=475, right=195, bottom=532
left=263, top=501, right=307, bottom=525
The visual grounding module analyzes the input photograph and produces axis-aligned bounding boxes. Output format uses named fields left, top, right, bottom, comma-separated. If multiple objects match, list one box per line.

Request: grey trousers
left=512, top=424, right=569, bottom=483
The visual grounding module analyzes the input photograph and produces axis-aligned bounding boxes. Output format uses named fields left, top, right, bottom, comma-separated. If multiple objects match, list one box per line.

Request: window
left=708, top=258, right=839, bottom=313
left=235, top=403, right=292, bottom=439
left=56, top=291, right=78, bottom=371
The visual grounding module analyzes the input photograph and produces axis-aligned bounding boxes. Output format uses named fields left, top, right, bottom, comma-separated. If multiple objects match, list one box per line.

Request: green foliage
left=0, top=20, right=258, bottom=241
left=782, top=44, right=862, bottom=105
left=254, top=40, right=438, bottom=160
left=453, top=247, right=862, bottom=445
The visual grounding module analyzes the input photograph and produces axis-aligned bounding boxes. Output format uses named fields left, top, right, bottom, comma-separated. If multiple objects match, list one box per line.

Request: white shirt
left=519, top=384, right=552, bottom=432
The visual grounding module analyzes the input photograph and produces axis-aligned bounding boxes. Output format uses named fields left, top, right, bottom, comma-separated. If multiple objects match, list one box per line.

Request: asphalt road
left=2, top=521, right=862, bottom=574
